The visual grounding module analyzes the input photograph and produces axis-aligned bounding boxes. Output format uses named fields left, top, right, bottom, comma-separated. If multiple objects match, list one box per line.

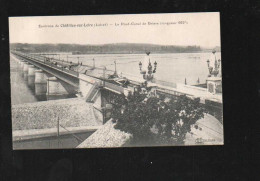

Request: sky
left=9, top=12, right=221, bottom=47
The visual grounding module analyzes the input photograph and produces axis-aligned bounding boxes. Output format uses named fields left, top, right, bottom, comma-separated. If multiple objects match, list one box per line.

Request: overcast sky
left=9, top=13, right=221, bottom=47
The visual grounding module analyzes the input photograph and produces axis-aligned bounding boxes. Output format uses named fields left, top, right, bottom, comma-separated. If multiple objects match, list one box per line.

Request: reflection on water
left=10, top=56, right=76, bottom=105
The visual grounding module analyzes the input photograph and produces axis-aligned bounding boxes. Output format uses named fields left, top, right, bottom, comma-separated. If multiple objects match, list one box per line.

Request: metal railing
left=13, top=51, right=79, bottom=77
left=103, top=81, right=125, bottom=93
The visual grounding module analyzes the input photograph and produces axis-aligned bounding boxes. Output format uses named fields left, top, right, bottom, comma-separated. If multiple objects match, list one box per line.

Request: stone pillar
left=28, top=65, right=36, bottom=76
left=20, top=61, right=25, bottom=69
left=206, top=77, right=222, bottom=94
left=16, top=57, right=21, bottom=63
left=35, top=83, right=47, bottom=95
left=28, top=75, right=35, bottom=87
left=47, top=77, right=68, bottom=95
left=35, top=70, right=47, bottom=84
left=23, top=63, right=29, bottom=72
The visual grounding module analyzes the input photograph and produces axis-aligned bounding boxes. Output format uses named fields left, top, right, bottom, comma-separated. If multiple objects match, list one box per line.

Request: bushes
left=111, top=88, right=205, bottom=146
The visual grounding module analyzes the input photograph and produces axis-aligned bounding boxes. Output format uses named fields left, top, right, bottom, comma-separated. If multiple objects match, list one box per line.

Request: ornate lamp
left=139, top=52, right=157, bottom=81
left=207, top=49, right=221, bottom=77
left=139, top=61, right=142, bottom=71
left=207, top=59, right=210, bottom=67
left=153, top=61, right=157, bottom=73
left=112, top=60, right=118, bottom=77
left=212, top=49, right=216, bottom=55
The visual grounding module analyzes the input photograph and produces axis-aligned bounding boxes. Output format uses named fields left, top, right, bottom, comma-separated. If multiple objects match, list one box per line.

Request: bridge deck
left=12, top=52, right=79, bottom=88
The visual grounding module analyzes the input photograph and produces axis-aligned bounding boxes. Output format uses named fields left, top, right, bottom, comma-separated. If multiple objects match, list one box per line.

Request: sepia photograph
left=9, top=12, right=223, bottom=149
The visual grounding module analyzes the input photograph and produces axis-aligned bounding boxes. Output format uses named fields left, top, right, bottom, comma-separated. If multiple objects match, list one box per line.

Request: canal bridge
left=11, top=51, right=223, bottom=123
left=11, top=51, right=129, bottom=95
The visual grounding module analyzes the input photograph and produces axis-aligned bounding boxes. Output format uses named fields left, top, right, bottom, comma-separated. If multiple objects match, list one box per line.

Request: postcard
left=9, top=12, right=223, bottom=149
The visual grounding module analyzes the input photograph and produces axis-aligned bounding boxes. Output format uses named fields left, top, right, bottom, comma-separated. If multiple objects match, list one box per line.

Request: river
left=56, top=52, right=221, bottom=85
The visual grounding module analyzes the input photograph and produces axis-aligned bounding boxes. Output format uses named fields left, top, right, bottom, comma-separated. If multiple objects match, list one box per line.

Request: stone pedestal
left=28, top=65, right=36, bottom=76
left=47, top=77, right=68, bottom=95
left=206, top=77, right=222, bottom=94
left=35, top=70, right=47, bottom=83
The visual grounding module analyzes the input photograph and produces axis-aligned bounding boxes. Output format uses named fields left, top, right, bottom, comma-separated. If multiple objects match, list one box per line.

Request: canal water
left=13, top=131, right=95, bottom=150
left=55, top=52, right=221, bottom=85
left=10, top=56, right=76, bottom=105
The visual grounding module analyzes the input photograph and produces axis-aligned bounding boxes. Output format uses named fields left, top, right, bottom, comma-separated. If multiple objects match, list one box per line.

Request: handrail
left=13, top=51, right=79, bottom=77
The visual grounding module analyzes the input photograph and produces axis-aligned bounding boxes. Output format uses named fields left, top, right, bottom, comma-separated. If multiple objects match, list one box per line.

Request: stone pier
left=47, top=77, right=68, bottom=95
left=28, top=65, right=36, bottom=76
left=35, top=70, right=47, bottom=84
left=23, top=63, right=29, bottom=72
left=28, top=76, right=35, bottom=87
left=20, top=61, right=25, bottom=69
left=35, top=83, right=47, bottom=95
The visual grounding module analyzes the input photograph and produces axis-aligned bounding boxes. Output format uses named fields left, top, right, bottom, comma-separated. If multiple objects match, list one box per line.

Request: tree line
left=10, top=43, right=204, bottom=54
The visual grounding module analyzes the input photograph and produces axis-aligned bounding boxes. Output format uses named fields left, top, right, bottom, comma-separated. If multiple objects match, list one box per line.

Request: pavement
left=12, top=98, right=103, bottom=131
left=77, top=119, right=131, bottom=148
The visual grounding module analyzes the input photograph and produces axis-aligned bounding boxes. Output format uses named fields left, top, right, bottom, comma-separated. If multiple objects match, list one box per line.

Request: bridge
left=11, top=51, right=223, bottom=123
left=11, top=51, right=131, bottom=94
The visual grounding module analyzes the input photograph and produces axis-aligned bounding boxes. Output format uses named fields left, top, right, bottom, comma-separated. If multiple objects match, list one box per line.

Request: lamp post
left=139, top=52, right=157, bottom=81
left=77, top=57, right=79, bottom=74
left=93, top=58, right=95, bottom=69
left=207, top=49, right=221, bottom=77
left=114, top=60, right=117, bottom=76
left=103, top=66, right=106, bottom=79
left=101, top=66, right=107, bottom=87
left=73, top=56, right=84, bottom=76
left=197, top=77, right=200, bottom=84
left=62, top=58, right=64, bottom=71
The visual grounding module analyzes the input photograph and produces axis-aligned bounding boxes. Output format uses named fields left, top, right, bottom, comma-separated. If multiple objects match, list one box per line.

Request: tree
left=111, top=87, right=206, bottom=146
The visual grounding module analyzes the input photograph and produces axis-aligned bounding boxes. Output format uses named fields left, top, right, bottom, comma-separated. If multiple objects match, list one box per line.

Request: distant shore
left=10, top=42, right=221, bottom=55
left=20, top=51, right=221, bottom=56
left=67, top=51, right=221, bottom=55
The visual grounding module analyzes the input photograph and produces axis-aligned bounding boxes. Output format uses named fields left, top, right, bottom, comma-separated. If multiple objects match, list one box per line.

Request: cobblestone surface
left=12, top=98, right=102, bottom=130
left=77, top=120, right=131, bottom=148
